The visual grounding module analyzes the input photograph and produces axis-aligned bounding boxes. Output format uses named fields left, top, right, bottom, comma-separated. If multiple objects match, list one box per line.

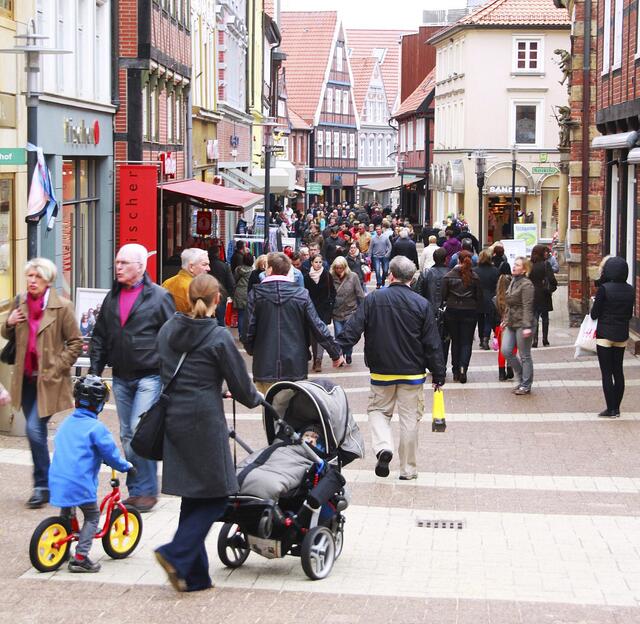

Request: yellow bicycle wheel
left=29, top=516, right=72, bottom=572
left=102, top=505, right=143, bottom=559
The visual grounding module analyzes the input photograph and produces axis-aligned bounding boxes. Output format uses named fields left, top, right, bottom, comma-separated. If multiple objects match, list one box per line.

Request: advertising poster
left=500, top=239, right=527, bottom=271
left=74, top=288, right=109, bottom=368
left=513, top=223, right=538, bottom=254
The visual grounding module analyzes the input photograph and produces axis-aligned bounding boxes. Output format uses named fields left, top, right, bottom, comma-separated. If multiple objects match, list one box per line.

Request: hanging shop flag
left=25, top=143, right=58, bottom=230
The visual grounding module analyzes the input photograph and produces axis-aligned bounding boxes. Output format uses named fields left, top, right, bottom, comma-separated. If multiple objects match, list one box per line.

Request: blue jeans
left=333, top=319, right=352, bottom=357
left=372, top=257, right=389, bottom=287
left=22, top=378, right=51, bottom=490
left=501, top=327, right=533, bottom=390
left=156, top=497, right=227, bottom=591
left=215, top=302, right=226, bottom=327
left=112, top=375, right=161, bottom=497
left=237, top=309, right=245, bottom=339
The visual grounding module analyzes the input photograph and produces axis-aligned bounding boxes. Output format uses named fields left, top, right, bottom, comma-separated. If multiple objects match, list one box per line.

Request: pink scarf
left=309, top=266, right=324, bottom=284
left=24, top=291, right=46, bottom=378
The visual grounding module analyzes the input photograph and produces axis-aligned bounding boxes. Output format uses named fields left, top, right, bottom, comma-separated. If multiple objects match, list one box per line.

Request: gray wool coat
left=157, top=313, right=261, bottom=499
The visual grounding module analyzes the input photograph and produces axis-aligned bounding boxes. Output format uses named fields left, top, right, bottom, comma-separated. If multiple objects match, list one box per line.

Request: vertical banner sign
left=119, top=165, right=158, bottom=281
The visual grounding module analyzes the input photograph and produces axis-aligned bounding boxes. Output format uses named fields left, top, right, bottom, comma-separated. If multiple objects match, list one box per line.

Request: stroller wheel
left=334, top=525, right=344, bottom=559
left=301, top=526, right=336, bottom=580
left=217, top=523, right=250, bottom=569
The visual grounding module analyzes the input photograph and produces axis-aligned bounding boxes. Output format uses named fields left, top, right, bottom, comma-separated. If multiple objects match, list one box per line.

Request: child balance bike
left=29, top=469, right=143, bottom=572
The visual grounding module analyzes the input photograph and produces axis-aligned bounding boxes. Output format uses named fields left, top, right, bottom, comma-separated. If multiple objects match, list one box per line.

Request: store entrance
left=486, top=195, right=522, bottom=244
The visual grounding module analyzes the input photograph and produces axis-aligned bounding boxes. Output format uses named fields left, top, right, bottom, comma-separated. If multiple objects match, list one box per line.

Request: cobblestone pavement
left=4, top=286, right=640, bottom=623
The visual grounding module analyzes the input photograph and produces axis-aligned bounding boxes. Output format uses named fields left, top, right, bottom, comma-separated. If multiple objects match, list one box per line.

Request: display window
left=486, top=194, right=524, bottom=244
left=0, top=174, right=14, bottom=309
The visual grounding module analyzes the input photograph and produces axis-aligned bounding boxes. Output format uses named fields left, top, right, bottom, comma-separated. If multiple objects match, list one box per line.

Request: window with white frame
left=175, top=92, right=182, bottom=143
left=613, top=0, right=623, bottom=69
left=142, top=84, right=149, bottom=141
left=341, top=133, right=347, bottom=158
left=326, top=87, right=333, bottom=113
left=297, top=136, right=303, bottom=162
left=317, top=130, right=323, bottom=158
left=376, top=135, right=383, bottom=165
left=359, top=136, right=365, bottom=162
left=512, top=100, right=542, bottom=146
left=368, top=135, right=374, bottom=164
left=335, top=90, right=341, bottom=115
left=151, top=85, right=159, bottom=142
left=325, top=131, right=331, bottom=157
left=386, top=136, right=392, bottom=164
left=333, top=131, right=340, bottom=158
left=349, top=133, right=355, bottom=159
left=167, top=91, right=174, bottom=143
left=513, top=37, right=543, bottom=72
left=336, top=46, right=343, bottom=72
left=416, top=118, right=425, bottom=151
left=400, top=123, right=406, bottom=152
left=603, top=0, right=611, bottom=73
left=342, top=91, right=349, bottom=116
left=407, top=121, right=414, bottom=151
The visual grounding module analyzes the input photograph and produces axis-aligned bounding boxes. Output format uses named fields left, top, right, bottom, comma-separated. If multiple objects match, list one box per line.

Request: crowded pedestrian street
left=3, top=284, right=640, bottom=623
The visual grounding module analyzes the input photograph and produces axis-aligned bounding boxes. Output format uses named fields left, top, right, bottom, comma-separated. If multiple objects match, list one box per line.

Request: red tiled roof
left=280, top=11, right=338, bottom=125
left=429, top=0, right=569, bottom=43
left=346, top=29, right=410, bottom=111
left=394, top=69, right=435, bottom=118
left=349, top=56, right=377, bottom=117
left=288, top=107, right=312, bottom=131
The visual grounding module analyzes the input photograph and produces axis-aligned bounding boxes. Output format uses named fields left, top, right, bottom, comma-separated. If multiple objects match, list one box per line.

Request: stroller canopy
left=264, top=379, right=365, bottom=465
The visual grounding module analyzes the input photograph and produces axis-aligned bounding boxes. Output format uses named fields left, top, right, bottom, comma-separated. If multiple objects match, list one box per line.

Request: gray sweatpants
left=62, top=502, right=101, bottom=558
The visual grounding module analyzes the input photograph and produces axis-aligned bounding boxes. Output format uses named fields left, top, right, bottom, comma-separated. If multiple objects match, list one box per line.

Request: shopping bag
left=225, top=300, right=233, bottom=326
left=574, top=314, right=598, bottom=358
left=432, top=388, right=446, bottom=433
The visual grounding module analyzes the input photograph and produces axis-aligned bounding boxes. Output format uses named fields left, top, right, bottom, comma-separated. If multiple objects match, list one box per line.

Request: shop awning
left=219, top=168, right=265, bottom=192
left=592, top=131, right=638, bottom=150
left=160, top=179, right=262, bottom=210
left=252, top=161, right=296, bottom=194
left=362, top=175, right=424, bottom=192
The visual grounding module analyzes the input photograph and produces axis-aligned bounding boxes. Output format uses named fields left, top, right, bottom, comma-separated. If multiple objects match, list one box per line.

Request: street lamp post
left=0, top=20, right=70, bottom=259
left=397, top=156, right=406, bottom=219
left=475, top=151, right=487, bottom=248
left=510, top=144, right=518, bottom=239
left=261, top=118, right=282, bottom=252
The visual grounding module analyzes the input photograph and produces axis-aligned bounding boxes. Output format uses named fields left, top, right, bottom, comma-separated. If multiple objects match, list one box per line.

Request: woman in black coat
left=529, top=244, right=557, bottom=347
left=474, top=250, right=499, bottom=350
left=154, top=274, right=261, bottom=592
left=590, top=256, right=635, bottom=418
left=304, top=254, right=336, bottom=372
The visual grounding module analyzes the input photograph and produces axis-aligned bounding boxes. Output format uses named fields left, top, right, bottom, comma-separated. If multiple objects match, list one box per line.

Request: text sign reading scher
left=119, top=165, right=158, bottom=281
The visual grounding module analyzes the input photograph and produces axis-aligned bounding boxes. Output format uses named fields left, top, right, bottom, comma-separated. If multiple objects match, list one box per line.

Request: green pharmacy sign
left=0, top=148, right=27, bottom=166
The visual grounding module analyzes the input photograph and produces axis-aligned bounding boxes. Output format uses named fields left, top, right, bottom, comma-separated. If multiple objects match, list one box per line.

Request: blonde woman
left=331, top=256, right=365, bottom=365
left=1, top=258, right=82, bottom=508
left=247, top=254, right=268, bottom=293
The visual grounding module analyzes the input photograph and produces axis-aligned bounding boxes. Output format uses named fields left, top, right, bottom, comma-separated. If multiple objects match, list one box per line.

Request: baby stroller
left=217, top=379, right=364, bottom=580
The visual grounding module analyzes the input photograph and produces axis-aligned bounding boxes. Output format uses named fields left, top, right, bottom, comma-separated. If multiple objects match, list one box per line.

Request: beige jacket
left=505, top=275, right=535, bottom=329
left=1, top=288, right=82, bottom=417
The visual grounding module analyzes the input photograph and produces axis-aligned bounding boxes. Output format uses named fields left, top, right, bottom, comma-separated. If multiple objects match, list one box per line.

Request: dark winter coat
left=492, top=254, right=512, bottom=275
left=441, top=266, right=482, bottom=312
left=243, top=280, right=341, bottom=382
left=89, top=274, right=175, bottom=379
left=422, top=265, right=449, bottom=309
left=247, top=268, right=263, bottom=293
left=474, top=263, right=500, bottom=314
left=304, top=269, right=336, bottom=324
left=323, top=235, right=345, bottom=263
left=336, top=283, right=446, bottom=384
left=347, top=252, right=367, bottom=283
left=390, top=237, right=420, bottom=269
left=209, top=257, right=235, bottom=300
left=158, top=314, right=261, bottom=499
left=232, top=265, right=253, bottom=310
left=591, top=256, right=635, bottom=342
left=529, top=260, right=557, bottom=313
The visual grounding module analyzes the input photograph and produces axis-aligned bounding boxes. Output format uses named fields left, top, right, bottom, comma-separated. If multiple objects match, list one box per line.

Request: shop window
left=541, top=185, right=559, bottom=240
left=317, top=130, right=324, bottom=158
left=0, top=0, right=13, bottom=18
left=512, top=101, right=540, bottom=146
left=0, top=175, right=14, bottom=309
left=513, top=38, right=543, bottom=72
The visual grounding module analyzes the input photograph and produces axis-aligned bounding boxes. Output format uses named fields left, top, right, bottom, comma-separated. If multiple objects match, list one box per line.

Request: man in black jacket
left=390, top=227, right=420, bottom=269
left=242, top=252, right=344, bottom=394
left=336, top=256, right=445, bottom=481
left=89, top=244, right=175, bottom=511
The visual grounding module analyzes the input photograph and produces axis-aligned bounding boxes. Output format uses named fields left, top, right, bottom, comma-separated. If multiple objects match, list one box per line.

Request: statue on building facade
left=554, top=105, right=579, bottom=148
left=554, top=49, right=572, bottom=89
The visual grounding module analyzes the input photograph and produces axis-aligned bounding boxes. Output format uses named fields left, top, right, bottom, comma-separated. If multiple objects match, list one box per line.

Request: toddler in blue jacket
left=49, top=375, right=132, bottom=573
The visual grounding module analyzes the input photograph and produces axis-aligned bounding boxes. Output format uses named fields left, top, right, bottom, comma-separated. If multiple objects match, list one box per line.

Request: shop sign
left=307, top=182, right=323, bottom=194
left=119, top=165, right=158, bottom=281
left=488, top=185, right=527, bottom=194
left=0, top=148, right=26, bottom=165
left=196, top=210, right=212, bottom=235
left=159, top=152, right=177, bottom=178
left=64, top=118, right=100, bottom=145
left=532, top=166, right=559, bottom=175
left=0, top=94, right=16, bottom=128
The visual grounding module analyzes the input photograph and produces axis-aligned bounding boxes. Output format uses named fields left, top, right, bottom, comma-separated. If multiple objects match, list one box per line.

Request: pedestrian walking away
left=500, top=257, right=535, bottom=395
left=590, top=256, right=635, bottom=418
left=232, top=253, right=254, bottom=339
left=336, top=256, right=445, bottom=481
left=207, top=244, right=235, bottom=327
left=161, top=248, right=210, bottom=314
left=1, top=257, right=82, bottom=509
left=419, top=235, right=439, bottom=271
left=390, top=228, right=419, bottom=269
left=154, top=274, right=262, bottom=592
left=304, top=254, right=337, bottom=372
left=441, top=250, right=482, bottom=383
left=475, top=250, right=499, bottom=350
left=89, top=243, right=175, bottom=512
left=529, top=244, right=557, bottom=347
left=242, top=252, right=344, bottom=396
left=331, top=256, right=365, bottom=366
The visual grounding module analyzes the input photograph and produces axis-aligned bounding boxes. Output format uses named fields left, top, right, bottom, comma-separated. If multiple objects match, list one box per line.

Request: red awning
left=160, top=179, right=262, bottom=210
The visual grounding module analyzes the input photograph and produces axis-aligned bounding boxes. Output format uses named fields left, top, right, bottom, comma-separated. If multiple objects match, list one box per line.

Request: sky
left=279, top=0, right=469, bottom=30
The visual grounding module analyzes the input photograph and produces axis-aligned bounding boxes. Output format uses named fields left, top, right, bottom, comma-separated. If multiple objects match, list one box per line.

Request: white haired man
left=162, top=248, right=210, bottom=313
left=89, top=244, right=175, bottom=511
left=390, top=227, right=419, bottom=270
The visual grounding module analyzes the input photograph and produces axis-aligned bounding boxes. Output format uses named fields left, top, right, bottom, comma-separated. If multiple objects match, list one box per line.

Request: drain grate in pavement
left=415, top=518, right=466, bottom=529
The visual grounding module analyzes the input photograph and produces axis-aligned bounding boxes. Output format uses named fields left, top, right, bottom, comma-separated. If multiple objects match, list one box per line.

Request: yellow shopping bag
left=432, top=388, right=446, bottom=433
